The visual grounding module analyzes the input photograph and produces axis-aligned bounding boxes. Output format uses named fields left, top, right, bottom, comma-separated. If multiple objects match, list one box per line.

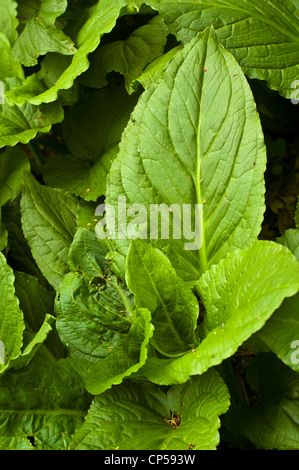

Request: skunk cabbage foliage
left=0, top=0, right=298, bottom=451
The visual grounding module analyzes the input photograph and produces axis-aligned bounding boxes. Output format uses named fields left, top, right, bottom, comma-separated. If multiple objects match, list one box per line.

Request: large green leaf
left=225, top=353, right=299, bottom=449
left=55, top=229, right=154, bottom=394
left=106, top=27, right=267, bottom=282
left=6, top=0, right=139, bottom=106
left=0, top=357, right=91, bottom=450
left=11, top=0, right=75, bottom=67
left=56, top=265, right=134, bottom=362
left=126, top=240, right=199, bottom=356
left=81, top=15, right=169, bottom=94
left=20, top=172, right=78, bottom=290
left=145, top=0, right=299, bottom=98
left=196, top=241, right=299, bottom=340
left=141, top=241, right=299, bottom=385
left=56, top=229, right=134, bottom=361
left=71, top=369, right=230, bottom=450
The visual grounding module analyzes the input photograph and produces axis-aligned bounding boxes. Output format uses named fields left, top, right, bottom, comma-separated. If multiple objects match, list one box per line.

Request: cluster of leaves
left=0, top=0, right=299, bottom=450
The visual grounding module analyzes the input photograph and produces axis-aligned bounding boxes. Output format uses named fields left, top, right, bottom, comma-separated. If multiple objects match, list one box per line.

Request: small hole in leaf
left=27, top=435, right=36, bottom=447
left=90, top=277, right=107, bottom=289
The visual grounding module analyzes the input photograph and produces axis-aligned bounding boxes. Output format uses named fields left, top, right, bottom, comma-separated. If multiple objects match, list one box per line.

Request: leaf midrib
left=194, top=37, right=209, bottom=274
left=135, top=244, right=188, bottom=352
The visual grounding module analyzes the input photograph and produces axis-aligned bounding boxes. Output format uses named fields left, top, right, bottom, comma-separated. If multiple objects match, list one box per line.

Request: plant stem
left=27, top=143, right=43, bottom=173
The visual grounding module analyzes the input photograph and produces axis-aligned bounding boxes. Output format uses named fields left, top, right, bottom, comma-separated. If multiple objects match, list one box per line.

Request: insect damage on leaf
left=164, top=413, right=181, bottom=430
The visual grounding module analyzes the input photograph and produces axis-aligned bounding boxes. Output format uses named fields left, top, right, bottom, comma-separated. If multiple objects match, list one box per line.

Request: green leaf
left=290, top=0, right=299, bottom=8
left=43, top=153, right=109, bottom=201
left=0, top=146, right=30, bottom=206
left=20, top=172, right=78, bottom=290
left=81, top=16, right=169, bottom=94
left=69, top=308, right=154, bottom=395
left=0, top=78, right=64, bottom=148
left=0, top=146, right=29, bottom=251
left=63, top=86, right=138, bottom=161
left=196, top=241, right=299, bottom=340
left=0, top=33, right=24, bottom=81
left=14, top=271, right=54, bottom=333
left=0, top=0, right=21, bottom=80
left=126, top=240, right=199, bottom=356
left=0, top=0, right=18, bottom=45
left=0, top=252, right=24, bottom=373
left=71, top=368, right=230, bottom=450
left=0, top=209, right=8, bottom=251
left=11, top=0, right=76, bottom=67
left=136, top=45, right=183, bottom=89
left=2, top=197, right=48, bottom=285
left=75, top=199, right=99, bottom=232
left=68, top=228, right=107, bottom=277
left=0, top=357, right=91, bottom=450
left=38, top=53, right=79, bottom=106
left=6, top=0, right=137, bottom=106
left=16, top=0, right=48, bottom=33
left=277, top=202, right=299, bottom=261
left=4, top=74, right=50, bottom=106
left=146, top=0, right=299, bottom=98
left=56, top=229, right=134, bottom=360
left=248, top=191, right=299, bottom=363
left=142, top=241, right=299, bottom=385
left=252, top=294, right=299, bottom=373
left=0, top=253, right=54, bottom=374
left=106, top=27, right=267, bottom=281
left=55, top=269, right=134, bottom=362
left=226, top=353, right=299, bottom=449
left=277, top=229, right=299, bottom=261
left=8, top=313, right=55, bottom=371
left=13, top=270, right=64, bottom=362
left=56, top=230, right=154, bottom=394
left=105, top=249, right=127, bottom=282
left=73, top=202, right=128, bottom=281
left=43, top=86, right=138, bottom=200
left=39, top=53, right=73, bottom=89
